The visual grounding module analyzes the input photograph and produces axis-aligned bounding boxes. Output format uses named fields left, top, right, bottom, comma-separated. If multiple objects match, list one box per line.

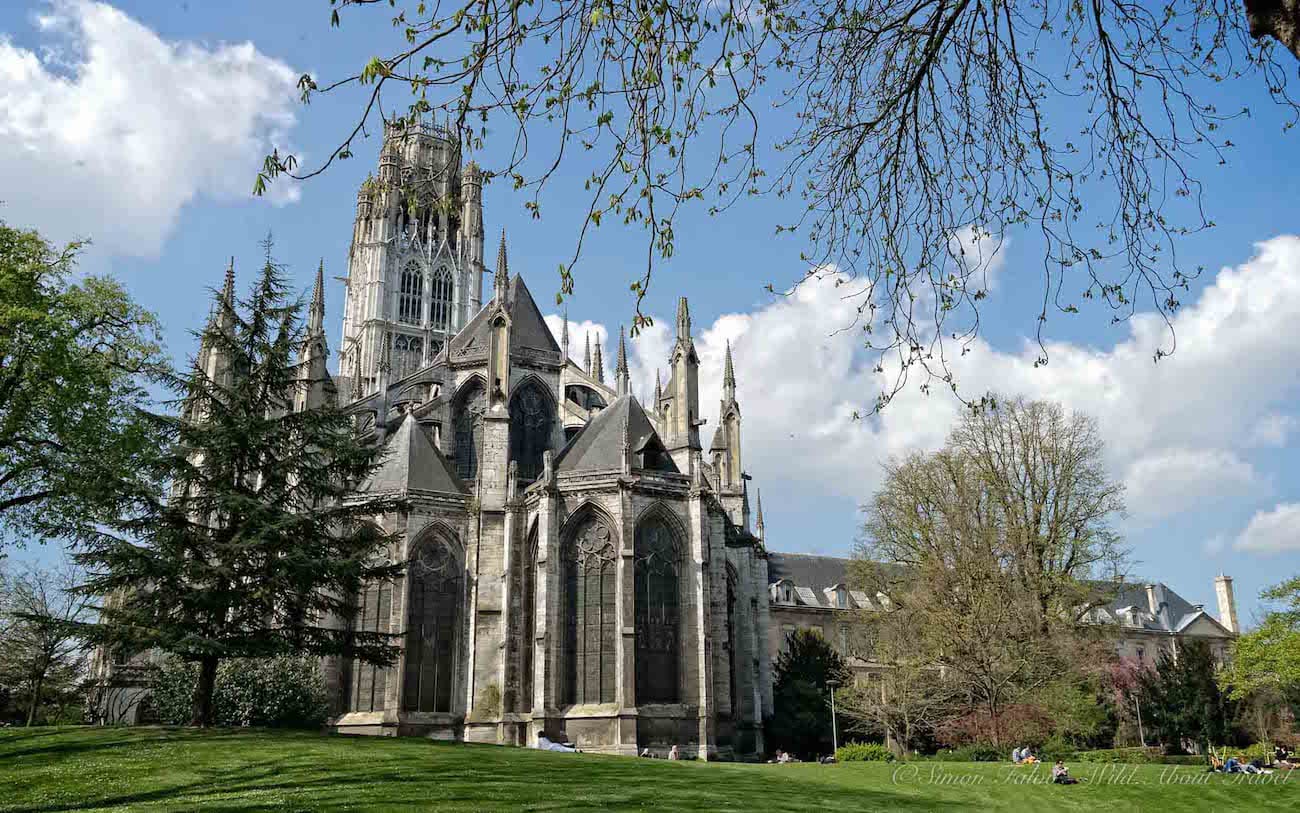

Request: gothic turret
left=592, top=336, right=605, bottom=384
left=295, top=260, right=335, bottom=412
left=716, top=340, right=742, bottom=491
left=615, top=326, right=630, bottom=397
left=666, top=297, right=701, bottom=472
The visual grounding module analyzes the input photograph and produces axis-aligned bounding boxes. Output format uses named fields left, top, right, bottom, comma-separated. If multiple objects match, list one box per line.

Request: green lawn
left=0, top=727, right=1294, bottom=811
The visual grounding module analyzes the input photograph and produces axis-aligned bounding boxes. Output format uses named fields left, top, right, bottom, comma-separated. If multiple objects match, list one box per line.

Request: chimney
left=1215, top=574, right=1239, bottom=634
left=1144, top=583, right=1159, bottom=616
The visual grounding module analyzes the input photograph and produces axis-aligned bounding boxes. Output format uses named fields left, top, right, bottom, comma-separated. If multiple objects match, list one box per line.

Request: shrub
left=151, top=656, right=328, bottom=729
left=940, top=743, right=1005, bottom=762
left=836, top=742, right=895, bottom=762
left=937, top=704, right=1053, bottom=749
left=1072, top=747, right=1159, bottom=764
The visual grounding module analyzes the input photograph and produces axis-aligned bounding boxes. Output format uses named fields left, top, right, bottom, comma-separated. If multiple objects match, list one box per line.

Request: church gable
left=447, top=275, right=561, bottom=362
left=555, top=395, right=679, bottom=474
left=364, top=412, right=467, bottom=495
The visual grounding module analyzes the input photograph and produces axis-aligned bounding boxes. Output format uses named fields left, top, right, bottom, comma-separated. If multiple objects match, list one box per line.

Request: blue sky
left=3, top=0, right=1299, bottom=624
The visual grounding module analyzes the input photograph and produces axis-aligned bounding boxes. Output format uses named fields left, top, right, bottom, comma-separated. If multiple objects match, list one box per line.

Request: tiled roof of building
left=554, top=395, right=678, bottom=474
left=364, top=412, right=467, bottom=495
left=449, top=274, right=560, bottom=358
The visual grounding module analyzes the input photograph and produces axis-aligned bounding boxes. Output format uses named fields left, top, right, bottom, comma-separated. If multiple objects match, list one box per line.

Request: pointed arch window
left=430, top=267, right=454, bottom=332
left=635, top=516, right=681, bottom=704
left=453, top=380, right=486, bottom=481
left=726, top=567, right=739, bottom=716
left=509, top=381, right=553, bottom=483
left=564, top=516, right=617, bottom=705
left=513, top=526, right=539, bottom=713
left=402, top=536, right=461, bottom=714
left=349, top=579, right=393, bottom=712
left=398, top=262, right=424, bottom=325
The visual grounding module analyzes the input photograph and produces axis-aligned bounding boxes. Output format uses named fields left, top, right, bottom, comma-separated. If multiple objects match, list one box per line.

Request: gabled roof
left=554, top=395, right=678, bottom=473
left=364, top=413, right=467, bottom=495
left=449, top=274, right=561, bottom=358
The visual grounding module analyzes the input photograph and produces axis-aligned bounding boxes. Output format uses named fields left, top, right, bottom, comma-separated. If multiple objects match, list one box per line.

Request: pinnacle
left=494, top=228, right=509, bottom=301
left=222, top=256, right=236, bottom=305
left=723, top=339, right=736, bottom=388
left=616, top=326, right=629, bottom=375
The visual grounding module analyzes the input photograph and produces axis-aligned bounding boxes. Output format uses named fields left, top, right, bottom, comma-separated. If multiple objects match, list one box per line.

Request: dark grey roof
left=767, top=553, right=853, bottom=588
left=449, top=275, right=560, bottom=357
left=364, top=413, right=467, bottom=495
left=1085, top=580, right=1226, bottom=634
left=554, top=395, right=678, bottom=473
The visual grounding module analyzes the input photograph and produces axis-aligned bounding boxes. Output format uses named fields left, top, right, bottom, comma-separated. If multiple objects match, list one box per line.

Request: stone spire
left=615, top=326, right=630, bottom=397
left=561, top=308, right=570, bottom=362
left=654, top=368, right=663, bottom=404
left=723, top=339, right=736, bottom=401
left=307, top=258, right=326, bottom=336
left=592, top=336, right=605, bottom=384
left=755, top=489, right=765, bottom=541
left=675, top=296, right=691, bottom=341
left=222, top=256, right=236, bottom=307
left=583, top=332, right=592, bottom=375
left=493, top=228, right=509, bottom=303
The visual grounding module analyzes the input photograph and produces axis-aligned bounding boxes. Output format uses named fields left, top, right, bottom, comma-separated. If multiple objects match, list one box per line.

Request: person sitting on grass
left=1052, top=761, right=1079, bottom=785
left=668, top=745, right=681, bottom=761
left=1021, top=748, right=1040, bottom=765
left=1012, top=747, right=1024, bottom=764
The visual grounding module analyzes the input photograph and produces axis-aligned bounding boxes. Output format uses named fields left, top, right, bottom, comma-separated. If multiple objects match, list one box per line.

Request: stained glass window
left=564, top=517, right=617, bottom=705
left=635, top=517, right=681, bottom=704
left=402, top=538, right=461, bottom=713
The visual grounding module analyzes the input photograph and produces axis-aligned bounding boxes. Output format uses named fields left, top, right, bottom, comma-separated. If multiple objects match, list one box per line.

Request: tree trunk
left=190, top=656, right=219, bottom=727
left=1247, top=0, right=1300, bottom=60
left=25, top=676, right=44, bottom=727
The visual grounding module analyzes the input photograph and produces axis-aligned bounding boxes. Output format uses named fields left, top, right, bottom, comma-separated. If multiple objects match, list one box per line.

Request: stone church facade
left=294, top=122, right=773, bottom=758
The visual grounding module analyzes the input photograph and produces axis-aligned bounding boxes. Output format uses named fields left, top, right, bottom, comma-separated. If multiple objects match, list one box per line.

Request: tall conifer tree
left=74, top=242, right=404, bottom=726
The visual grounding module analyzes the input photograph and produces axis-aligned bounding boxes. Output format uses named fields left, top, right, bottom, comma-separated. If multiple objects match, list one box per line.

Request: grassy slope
left=0, top=727, right=1295, bottom=812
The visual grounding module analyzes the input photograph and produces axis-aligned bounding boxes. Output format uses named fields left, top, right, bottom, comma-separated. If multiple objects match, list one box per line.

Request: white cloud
left=1122, top=449, right=1262, bottom=521
left=552, top=235, right=1300, bottom=528
left=0, top=1, right=300, bottom=258
left=1235, top=503, right=1300, bottom=554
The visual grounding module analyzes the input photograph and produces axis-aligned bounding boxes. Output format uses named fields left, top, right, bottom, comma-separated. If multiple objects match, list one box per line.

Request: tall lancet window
left=350, top=578, right=393, bottom=713
left=634, top=516, right=681, bottom=704
left=564, top=516, right=617, bottom=705
left=402, top=536, right=461, bottom=714
left=430, top=267, right=454, bottom=331
left=508, top=381, right=553, bottom=483
left=398, top=261, right=424, bottom=325
left=453, top=379, right=486, bottom=481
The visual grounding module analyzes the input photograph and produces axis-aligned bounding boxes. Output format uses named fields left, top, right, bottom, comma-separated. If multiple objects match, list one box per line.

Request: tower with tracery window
left=339, top=119, right=486, bottom=397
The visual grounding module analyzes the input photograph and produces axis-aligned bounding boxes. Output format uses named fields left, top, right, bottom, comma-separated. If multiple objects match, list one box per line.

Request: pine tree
left=73, top=242, right=405, bottom=726
left=768, top=629, right=850, bottom=760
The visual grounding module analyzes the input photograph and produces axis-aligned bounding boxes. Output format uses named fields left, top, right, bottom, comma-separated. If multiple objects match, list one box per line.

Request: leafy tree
left=71, top=242, right=406, bottom=726
left=1136, top=639, right=1236, bottom=754
left=836, top=603, right=960, bottom=756
left=0, top=558, right=95, bottom=726
left=0, top=222, right=162, bottom=546
left=258, top=1, right=1300, bottom=404
left=1222, top=574, right=1300, bottom=701
left=856, top=397, right=1127, bottom=744
left=768, top=628, right=850, bottom=759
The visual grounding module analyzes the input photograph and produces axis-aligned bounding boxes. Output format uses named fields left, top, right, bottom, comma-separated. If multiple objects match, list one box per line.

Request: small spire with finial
left=755, top=489, right=765, bottom=540
left=494, top=228, right=509, bottom=303
left=592, top=335, right=605, bottom=384
left=308, top=258, right=326, bottom=336
left=615, top=326, right=630, bottom=397
left=561, top=307, right=570, bottom=361
left=584, top=332, right=592, bottom=376
left=222, top=256, right=236, bottom=306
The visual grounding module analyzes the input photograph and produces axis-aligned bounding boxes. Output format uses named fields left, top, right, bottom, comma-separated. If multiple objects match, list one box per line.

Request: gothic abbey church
left=291, top=122, right=775, bottom=757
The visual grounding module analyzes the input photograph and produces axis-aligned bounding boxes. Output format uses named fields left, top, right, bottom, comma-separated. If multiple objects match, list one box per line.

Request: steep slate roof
left=1085, top=580, right=1229, bottom=635
left=449, top=274, right=560, bottom=357
left=364, top=413, right=467, bottom=495
left=554, top=395, right=679, bottom=473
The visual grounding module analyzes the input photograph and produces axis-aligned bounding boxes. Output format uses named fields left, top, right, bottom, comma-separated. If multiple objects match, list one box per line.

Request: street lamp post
left=826, top=678, right=841, bottom=758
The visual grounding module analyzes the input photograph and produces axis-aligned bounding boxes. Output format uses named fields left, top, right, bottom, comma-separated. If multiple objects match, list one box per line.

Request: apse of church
left=272, top=121, right=774, bottom=758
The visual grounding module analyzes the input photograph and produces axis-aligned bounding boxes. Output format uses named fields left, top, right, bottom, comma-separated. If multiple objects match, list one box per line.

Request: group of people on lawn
left=1012, top=746, right=1078, bottom=784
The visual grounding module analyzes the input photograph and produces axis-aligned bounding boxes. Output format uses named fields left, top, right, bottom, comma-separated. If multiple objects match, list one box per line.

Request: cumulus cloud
left=1235, top=503, right=1300, bottom=554
left=1122, top=449, right=1262, bottom=521
left=552, top=235, right=1300, bottom=530
left=0, top=1, right=300, bottom=257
